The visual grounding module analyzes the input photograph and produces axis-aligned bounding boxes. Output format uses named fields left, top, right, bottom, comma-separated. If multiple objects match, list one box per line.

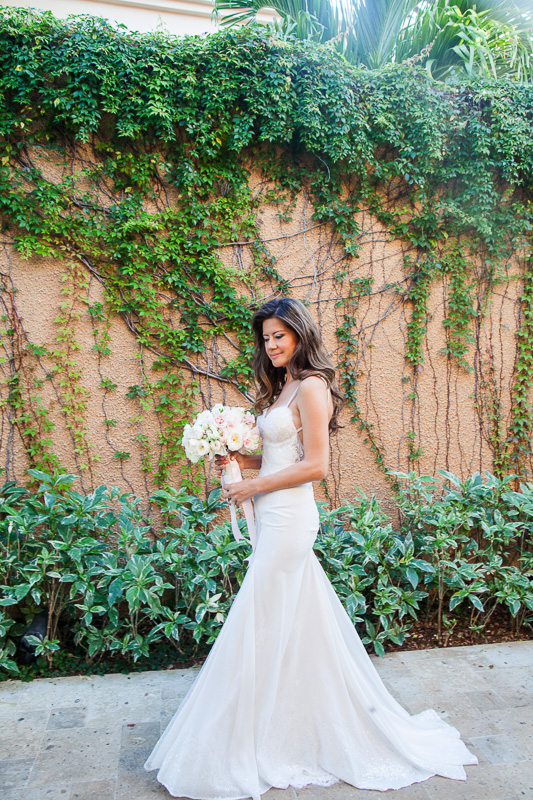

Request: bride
left=144, top=297, right=477, bottom=798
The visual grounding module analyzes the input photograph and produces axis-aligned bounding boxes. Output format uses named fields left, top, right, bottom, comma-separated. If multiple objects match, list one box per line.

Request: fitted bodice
left=257, top=406, right=304, bottom=477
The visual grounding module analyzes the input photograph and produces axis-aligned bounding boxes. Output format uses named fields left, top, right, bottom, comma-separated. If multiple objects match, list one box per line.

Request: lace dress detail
left=256, top=384, right=305, bottom=476
left=145, top=378, right=478, bottom=800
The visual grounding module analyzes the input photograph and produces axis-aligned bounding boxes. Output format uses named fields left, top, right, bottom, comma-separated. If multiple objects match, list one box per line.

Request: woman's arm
left=243, top=454, right=263, bottom=470
left=254, top=376, right=329, bottom=493
left=221, top=377, right=330, bottom=505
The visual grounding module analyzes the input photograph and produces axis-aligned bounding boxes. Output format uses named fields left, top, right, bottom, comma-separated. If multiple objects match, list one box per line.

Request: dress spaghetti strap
left=287, top=377, right=330, bottom=433
left=286, top=385, right=300, bottom=408
left=287, top=376, right=330, bottom=407
left=317, top=374, right=331, bottom=394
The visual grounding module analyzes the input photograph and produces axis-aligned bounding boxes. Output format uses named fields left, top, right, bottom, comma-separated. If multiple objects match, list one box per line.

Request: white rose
left=185, top=440, right=201, bottom=463
left=227, top=430, right=244, bottom=451
left=243, top=433, right=260, bottom=452
left=196, top=440, right=211, bottom=458
left=226, top=409, right=242, bottom=427
left=181, top=424, right=193, bottom=445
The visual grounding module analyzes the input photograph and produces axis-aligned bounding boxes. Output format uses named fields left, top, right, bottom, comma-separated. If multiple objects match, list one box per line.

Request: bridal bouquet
left=181, top=404, right=259, bottom=555
left=182, top=404, right=260, bottom=466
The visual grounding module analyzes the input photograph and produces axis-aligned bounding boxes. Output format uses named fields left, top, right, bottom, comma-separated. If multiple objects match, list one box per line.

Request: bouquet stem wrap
left=221, top=458, right=257, bottom=554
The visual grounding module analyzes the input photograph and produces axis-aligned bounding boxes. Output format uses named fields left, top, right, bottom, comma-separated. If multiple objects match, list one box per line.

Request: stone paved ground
left=0, top=640, right=532, bottom=800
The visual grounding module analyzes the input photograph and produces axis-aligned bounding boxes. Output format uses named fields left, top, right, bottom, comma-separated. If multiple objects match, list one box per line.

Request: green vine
left=506, top=263, right=533, bottom=477
left=52, top=260, right=97, bottom=478
left=0, top=274, right=59, bottom=476
left=0, top=9, right=532, bottom=496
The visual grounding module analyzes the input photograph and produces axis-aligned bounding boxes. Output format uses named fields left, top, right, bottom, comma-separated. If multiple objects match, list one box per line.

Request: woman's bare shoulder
left=298, top=375, right=329, bottom=397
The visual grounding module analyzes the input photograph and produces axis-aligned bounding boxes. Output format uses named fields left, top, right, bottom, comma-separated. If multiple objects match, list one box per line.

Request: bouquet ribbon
left=220, top=457, right=257, bottom=556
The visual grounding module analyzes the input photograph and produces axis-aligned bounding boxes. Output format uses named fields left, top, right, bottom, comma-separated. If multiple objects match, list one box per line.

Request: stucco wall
left=1, top=0, right=280, bottom=37
left=0, top=148, right=525, bottom=512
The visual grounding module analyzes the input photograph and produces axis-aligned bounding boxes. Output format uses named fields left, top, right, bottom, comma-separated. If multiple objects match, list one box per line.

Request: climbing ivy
left=505, top=264, right=533, bottom=477
left=0, top=9, right=532, bottom=492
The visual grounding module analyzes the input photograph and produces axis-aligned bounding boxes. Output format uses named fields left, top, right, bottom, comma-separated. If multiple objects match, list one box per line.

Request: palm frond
left=212, top=0, right=533, bottom=81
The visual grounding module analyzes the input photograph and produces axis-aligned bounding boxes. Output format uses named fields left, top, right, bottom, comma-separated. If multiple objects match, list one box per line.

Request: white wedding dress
left=144, top=383, right=478, bottom=799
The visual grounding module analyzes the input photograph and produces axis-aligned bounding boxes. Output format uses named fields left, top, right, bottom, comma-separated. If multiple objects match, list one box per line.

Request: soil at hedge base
left=383, top=607, right=533, bottom=655
left=7, top=607, right=531, bottom=682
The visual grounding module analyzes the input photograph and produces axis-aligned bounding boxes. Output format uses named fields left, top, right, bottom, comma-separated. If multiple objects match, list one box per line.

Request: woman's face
left=262, top=317, right=299, bottom=370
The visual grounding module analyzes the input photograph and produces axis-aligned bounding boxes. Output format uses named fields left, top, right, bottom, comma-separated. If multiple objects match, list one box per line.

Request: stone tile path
left=0, top=641, right=531, bottom=800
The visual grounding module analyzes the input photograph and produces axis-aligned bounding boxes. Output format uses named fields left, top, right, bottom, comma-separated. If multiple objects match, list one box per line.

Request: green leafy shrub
left=393, top=470, right=533, bottom=638
left=0, top=468, right=531, bottom=677
left=314, top=470, right=532, bottom=654
left=315, top=493, right=433, bottom=657
left=0, top=470, right=247, bottom=675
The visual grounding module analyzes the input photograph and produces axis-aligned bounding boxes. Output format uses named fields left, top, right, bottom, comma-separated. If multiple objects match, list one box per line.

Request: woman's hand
left=221, top=477, right=259, bottom=506
left=214, top=451, right=247, bottom=478
left=214, top=452, right=260, bottom=505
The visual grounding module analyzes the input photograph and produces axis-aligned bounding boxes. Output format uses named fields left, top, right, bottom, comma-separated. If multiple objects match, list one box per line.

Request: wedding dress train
left=144, top=384, right=478, bottom=799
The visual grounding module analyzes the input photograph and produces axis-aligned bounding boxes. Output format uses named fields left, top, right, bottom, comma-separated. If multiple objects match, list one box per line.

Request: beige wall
left=1, top=0, right=280, bottom=37
left=0, top=147, right=526, bottom=513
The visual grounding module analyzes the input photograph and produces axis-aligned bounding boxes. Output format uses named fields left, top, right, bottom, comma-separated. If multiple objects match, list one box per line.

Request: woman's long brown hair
left=251, top=298, right=345, bottom=434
